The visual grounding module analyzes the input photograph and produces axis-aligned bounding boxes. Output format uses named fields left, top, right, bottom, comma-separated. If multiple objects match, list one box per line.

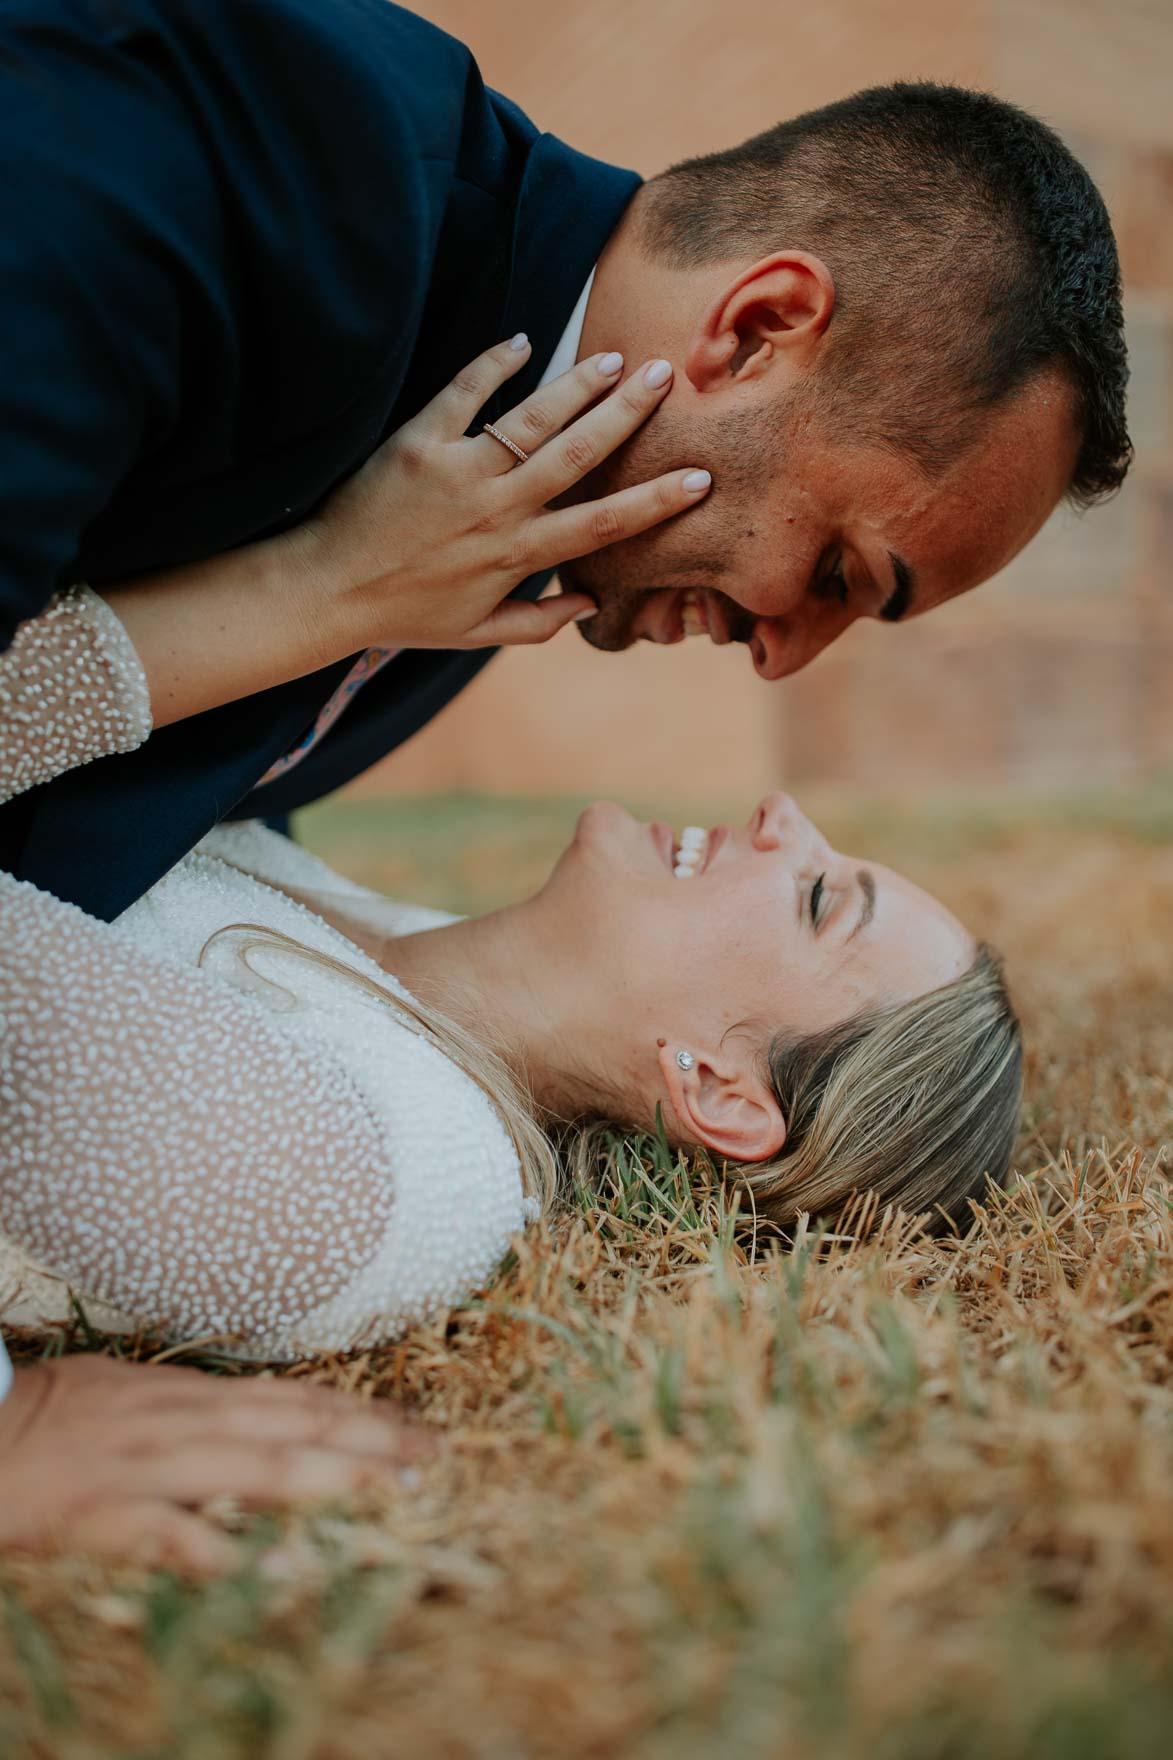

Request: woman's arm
left=1, top=342, right=707, bottom=802
left=0, top=870, right=399, bottom=1353
left=0, top=586, right=152, bottom=803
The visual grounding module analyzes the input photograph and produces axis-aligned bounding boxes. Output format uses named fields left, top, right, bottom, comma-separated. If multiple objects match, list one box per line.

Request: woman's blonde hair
left=565, top=945, right=1022, bottom=1235
left=204, top=927, right=1020, bottom=1238
left=734, top=943, right=1023, bottom=1233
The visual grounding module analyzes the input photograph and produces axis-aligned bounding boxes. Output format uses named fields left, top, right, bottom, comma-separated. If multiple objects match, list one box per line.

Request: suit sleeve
left=0, top=34, right=218, bottom=650
left=0, top=0, right=452, bottom=654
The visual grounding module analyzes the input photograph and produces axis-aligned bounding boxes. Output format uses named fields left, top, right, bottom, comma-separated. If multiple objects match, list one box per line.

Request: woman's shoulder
left=200, top=820, right=460, bottom=935
left=110, top=822, right=528, bottom=1346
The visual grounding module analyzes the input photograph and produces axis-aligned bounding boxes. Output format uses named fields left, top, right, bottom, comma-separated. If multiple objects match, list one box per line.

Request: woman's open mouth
left=649, top=821, right=728, bottom=876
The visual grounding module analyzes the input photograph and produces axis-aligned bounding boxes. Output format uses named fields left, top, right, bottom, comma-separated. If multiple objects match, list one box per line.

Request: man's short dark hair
left=640, top=83, right=1131, bottom=504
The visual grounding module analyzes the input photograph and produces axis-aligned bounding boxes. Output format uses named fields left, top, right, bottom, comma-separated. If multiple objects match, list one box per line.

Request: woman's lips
left=704, top=825, right=729, bottom=870
left=650, top=821, right=676, bottom=871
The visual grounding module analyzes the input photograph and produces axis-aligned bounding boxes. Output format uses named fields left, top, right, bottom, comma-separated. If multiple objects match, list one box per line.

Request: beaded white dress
left=0, top=591, right=527, bottom=1382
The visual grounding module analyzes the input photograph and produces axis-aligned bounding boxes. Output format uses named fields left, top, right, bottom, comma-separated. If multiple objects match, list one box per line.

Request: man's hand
left=0, top=1354, right=434, bottom=1576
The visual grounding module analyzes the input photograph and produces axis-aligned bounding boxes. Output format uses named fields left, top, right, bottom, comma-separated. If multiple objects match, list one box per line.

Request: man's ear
left=656, top=1040, right=787, bottom=1163
left=685, top=250, right=836, bottom=390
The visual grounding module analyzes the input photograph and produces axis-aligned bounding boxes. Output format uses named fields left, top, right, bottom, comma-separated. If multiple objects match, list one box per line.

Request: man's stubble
left=557, top=400, right=773, bottom=651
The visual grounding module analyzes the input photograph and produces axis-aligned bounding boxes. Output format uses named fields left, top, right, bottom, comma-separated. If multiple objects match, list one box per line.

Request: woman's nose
left=750, top=791, right=812, bottom=851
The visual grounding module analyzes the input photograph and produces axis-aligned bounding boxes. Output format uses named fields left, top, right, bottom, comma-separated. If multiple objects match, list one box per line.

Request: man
left=0, top=0, right=1130, bottom=1572
left=0, top=0, right=1130, bottom=921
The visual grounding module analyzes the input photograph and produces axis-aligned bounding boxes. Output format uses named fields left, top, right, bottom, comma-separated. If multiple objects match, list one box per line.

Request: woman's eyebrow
left=847, top=869, right=876, bottom=941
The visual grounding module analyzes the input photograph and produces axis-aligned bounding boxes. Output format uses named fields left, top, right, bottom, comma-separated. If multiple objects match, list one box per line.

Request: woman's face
left=538, top=792, right=974, bottom=1055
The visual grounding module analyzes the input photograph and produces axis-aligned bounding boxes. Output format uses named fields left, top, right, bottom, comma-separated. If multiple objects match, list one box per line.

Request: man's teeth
left=680, top=589, right=704, bottom=637
left=673, top=825, right=707, bottom=877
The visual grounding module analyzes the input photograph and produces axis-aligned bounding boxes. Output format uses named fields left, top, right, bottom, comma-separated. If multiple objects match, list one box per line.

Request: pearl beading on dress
left=0, top=585, right=152, bottom=804
left=0, top=826, right=527, bottom=1365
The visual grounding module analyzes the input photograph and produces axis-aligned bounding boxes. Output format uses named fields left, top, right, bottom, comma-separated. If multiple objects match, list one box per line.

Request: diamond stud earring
left=676, top=1050, right=695, bottom=1071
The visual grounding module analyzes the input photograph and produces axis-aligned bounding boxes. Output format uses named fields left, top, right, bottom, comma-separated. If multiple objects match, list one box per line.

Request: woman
left=0, top=790, right=1021, bottom=1362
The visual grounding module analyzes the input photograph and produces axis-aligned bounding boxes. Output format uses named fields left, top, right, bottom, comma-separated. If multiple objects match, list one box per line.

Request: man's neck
left=578, top=188, right=655, bottom=365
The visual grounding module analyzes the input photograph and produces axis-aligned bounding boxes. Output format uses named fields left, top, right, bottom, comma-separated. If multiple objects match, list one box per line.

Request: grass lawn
left=1, top=785, right=1171, bottom=1758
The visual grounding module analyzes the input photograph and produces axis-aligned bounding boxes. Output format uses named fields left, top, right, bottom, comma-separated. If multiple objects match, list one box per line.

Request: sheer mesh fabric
left=0, top=585, right=151, bottom=803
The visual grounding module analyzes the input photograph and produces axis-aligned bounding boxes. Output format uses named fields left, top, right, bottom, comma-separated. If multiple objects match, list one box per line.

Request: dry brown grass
left=1, top=791, right=1170, bottom=1759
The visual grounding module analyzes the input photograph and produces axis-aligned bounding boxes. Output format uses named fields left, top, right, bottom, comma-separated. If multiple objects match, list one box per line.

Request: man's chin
left=573, top=610, right=638, bottom=653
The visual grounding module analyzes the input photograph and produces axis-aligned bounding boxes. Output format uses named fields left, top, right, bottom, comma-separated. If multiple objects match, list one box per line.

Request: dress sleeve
left=0, top=588, right=152, bottom=804
left=0, top=871, right=400, bottom=1365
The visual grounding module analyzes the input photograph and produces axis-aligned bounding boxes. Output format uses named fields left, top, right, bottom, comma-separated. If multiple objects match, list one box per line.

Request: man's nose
left=749, top=613, right=839, bottom=682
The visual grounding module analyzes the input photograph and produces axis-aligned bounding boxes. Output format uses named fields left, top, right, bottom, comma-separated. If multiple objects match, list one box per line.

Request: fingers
left=530, top=467, right=712, bottom=569
left=519, top=358, right=683, bottom=502
left=462, top=592, right=598, bottom=648
left=135, top=1439, right=415, bottom=1509
left=126, top=1384, right=438, bottom=1463
left=471, top=349, right=628, bottom=474
left=65, top=1499, right=242, bottom=1578
left=419, top=335, right=534, bottom=440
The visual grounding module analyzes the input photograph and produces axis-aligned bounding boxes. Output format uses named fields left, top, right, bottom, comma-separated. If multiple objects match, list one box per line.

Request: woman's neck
left=380, top=902, right=584, bottom=1117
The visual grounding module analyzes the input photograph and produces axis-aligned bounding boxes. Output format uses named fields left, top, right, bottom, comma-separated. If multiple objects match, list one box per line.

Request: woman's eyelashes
left=809, top=873, right=827, bottom=927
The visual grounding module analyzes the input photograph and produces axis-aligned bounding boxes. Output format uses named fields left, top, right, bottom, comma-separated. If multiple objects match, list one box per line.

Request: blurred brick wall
left=348, top=0, right=1173, bottom=801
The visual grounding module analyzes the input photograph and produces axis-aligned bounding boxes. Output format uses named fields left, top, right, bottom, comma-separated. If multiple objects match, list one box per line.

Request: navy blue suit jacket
left=0, top=0, right=640, bottom=918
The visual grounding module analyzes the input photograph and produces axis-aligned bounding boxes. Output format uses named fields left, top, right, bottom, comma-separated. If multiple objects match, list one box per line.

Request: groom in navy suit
left=0, top=0, right=1131, bottom=919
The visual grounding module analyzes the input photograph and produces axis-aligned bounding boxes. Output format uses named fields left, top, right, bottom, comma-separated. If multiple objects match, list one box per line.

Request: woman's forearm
left=100, top=531, right=366, bottom=730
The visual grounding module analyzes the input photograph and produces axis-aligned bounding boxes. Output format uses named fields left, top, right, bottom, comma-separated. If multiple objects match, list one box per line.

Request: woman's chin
left=563, top=801, right=673, bottom=884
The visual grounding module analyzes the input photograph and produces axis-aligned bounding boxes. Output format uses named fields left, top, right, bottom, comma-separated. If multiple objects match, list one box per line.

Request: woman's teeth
left=680, top=589, right=705, bottom=637
left=673, top=825, right=707, bottom=878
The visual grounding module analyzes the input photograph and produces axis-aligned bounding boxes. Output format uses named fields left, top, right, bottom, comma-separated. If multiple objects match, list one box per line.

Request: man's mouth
left=638, top=588, right=736, bottom=647
left=680, top=588, right=707, bottom=638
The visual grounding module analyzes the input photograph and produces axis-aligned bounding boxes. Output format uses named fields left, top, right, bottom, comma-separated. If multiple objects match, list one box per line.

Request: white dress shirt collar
left=536, top=265, right=597, bottom=390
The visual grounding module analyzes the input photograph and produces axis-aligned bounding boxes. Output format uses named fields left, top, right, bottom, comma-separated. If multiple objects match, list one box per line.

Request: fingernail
left=682, top=469, right=712, bottom=493
left=644, top=359, right=673, bottom=388
left=597, top=351, right=623, bottom=376
left=509, top=332, right=529, bottom=351
left=573, top=605, right=598, bottom=622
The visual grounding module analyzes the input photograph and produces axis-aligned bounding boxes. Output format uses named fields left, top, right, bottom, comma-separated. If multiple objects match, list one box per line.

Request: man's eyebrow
left=880, top=552, right=915, bottom=622
left=847, top=869, right=876, bottom=941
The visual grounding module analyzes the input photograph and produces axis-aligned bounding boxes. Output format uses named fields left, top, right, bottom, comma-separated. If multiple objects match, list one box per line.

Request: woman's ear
left=656, top=1040, right=787, bottom=1163
left=685, top=250, right=836, bottom=390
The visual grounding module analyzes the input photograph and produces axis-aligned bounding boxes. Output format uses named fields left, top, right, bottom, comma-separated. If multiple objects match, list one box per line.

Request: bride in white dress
left=0, top=585, right=1022, bottom=1371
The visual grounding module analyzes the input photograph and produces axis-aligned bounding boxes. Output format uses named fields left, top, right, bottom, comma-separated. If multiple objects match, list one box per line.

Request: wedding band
left=482, top=422, right=529, bottom=465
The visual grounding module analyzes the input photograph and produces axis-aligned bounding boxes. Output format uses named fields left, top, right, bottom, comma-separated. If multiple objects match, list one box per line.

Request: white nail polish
left=644, top=359, right=672, bottom=388
left=509, top=333, right=529, bottom=351
left=598, top=352, right=623, bottom=375
left=683, top=470, right=711, bottom=492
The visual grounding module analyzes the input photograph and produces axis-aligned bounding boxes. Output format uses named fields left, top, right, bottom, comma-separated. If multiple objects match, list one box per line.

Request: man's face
left=560, top=369, right=1078, bottom=679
